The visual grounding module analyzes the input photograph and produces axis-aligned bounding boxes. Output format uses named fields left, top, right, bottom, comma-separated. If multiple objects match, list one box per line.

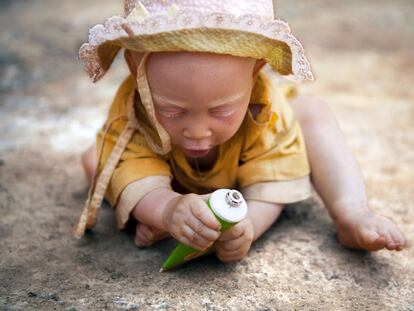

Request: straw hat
left=79, top=0, right=313, bottom=82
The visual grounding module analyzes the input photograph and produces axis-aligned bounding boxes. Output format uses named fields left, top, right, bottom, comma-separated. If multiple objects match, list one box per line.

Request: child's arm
left=291, top=97, right=406, bottom=251
left=247, top=200, right=284, bottom=241
left=216, top=200, right=283, bottom=262
left=131, top=188, right=221, bottom=251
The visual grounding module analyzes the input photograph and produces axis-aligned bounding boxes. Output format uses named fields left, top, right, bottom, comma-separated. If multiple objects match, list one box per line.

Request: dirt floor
left=1, top=0, right=413, bottom=310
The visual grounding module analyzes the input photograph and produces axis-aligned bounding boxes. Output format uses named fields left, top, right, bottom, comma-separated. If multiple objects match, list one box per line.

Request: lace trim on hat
left=79, top=11, right=313, bottom=82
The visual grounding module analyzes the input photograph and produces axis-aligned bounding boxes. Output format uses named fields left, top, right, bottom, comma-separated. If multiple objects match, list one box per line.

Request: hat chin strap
left=135, top=52, right=172, bottom=154
left=73, top=53, right=172, bottom=237
left=73, top=98, right=138, bottom=237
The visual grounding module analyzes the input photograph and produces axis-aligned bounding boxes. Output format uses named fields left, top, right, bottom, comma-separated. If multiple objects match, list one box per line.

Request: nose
left=182, top=123, right=212, bottom=141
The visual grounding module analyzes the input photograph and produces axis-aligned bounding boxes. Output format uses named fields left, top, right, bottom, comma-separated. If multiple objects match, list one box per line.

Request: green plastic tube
left=160, top=189, right=247, bottom=272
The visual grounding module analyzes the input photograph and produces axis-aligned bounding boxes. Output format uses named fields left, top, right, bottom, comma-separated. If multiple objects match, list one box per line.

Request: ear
left=124, top=50, right=144, bottom=78
left=252, top=59, right=267, bottom=79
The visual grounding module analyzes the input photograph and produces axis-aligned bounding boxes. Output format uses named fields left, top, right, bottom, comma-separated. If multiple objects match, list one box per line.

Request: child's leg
left=80, top=143, right=169, bottom=246
left=291, top=97, right=406, bottom=251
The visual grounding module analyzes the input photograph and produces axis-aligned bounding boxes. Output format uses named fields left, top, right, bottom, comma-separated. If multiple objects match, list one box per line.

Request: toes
left=396, top=230, right=406, bottom=250
left=378, top=228, right=397, bottom=250
left=371, top=236, right=387, bottom=251
left=360, top=230, right=387, bottom=251
left=337, top=214, right=406, bottom=252
left=388, top=227, right=406, bottom=251
left=389, top=229, right=400, bottom=250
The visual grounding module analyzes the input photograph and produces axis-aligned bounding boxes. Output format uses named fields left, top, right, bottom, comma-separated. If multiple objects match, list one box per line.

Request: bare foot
left=335, top=210, right=406, bottom=251
left=135, top=223, right=170, bottom=247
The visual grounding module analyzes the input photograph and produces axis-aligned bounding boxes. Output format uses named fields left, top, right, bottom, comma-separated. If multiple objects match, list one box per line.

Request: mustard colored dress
left=94, top=70, right=312, bottom=229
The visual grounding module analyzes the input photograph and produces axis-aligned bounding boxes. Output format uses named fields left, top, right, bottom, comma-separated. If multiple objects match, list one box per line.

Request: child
left=75, top=0, right=405, bottom=262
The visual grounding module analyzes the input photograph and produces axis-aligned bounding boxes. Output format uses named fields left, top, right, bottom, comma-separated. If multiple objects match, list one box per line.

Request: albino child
left=74, top=0, right=405, bottom=263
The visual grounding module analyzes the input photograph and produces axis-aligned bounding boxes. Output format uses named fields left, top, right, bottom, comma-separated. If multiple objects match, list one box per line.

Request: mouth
left=182, top=148, right=211, bottom=158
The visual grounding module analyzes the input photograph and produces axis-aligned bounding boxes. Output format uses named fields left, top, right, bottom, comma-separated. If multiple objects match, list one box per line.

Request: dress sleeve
left=115, top=176, right=171, bottom=229
left=95, top=82, right=172, bottom=228
left=237, top=81, right=312, bottom=204
left=98, top=126, right=172, bottom=207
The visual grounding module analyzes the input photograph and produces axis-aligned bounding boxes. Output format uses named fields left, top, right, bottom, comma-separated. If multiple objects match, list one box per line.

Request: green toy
left=160, top=189, right=248, bottom=272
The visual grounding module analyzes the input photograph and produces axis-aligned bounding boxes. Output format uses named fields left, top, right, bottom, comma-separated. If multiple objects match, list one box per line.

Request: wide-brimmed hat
left=79, top=0, right=313, bottom=82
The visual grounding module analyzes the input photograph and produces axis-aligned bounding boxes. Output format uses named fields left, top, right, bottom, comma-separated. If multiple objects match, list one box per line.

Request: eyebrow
left=152, top=90, right=247, bottom=108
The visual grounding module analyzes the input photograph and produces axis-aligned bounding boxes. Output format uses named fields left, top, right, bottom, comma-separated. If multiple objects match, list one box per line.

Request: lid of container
left=209, top=189, right=247, bottom=223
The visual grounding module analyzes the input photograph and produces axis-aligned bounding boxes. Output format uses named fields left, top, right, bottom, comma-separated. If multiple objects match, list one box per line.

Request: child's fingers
left=137, top=224, right=154, bottom=241
left=179, top=236, right=205, bottom=251
left=135, top=234, right=153, bottom=247
left=218, top=235, right=250, bottom=252
left=199, top=193, right=211, bottom=201
left=135, top=227, right=151, bottom=247
left=185, top=215, right=220, bottom=242
left=216, top=244, right=250, bottom=263
left=180, top=224, right=212, bottom=250
left=135, top=235, right=145, bottom=247
left=217, top=253, right=244, bottom=263
left=190, top=199, right=221, bottom=230
left=181, top=236, right=209, bottom=251
left=218, top=223, right=244, bottom=242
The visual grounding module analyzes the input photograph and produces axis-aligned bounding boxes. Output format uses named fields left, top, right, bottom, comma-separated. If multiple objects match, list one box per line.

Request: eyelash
left=159, top=109, right=234, bottom=119
left=210, top=109, right=234, bottom=118
left=160, top=111, right=184, bottom=118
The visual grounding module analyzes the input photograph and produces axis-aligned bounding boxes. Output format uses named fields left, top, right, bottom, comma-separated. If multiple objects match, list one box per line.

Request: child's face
left=146, top=52, right=256, bottom=158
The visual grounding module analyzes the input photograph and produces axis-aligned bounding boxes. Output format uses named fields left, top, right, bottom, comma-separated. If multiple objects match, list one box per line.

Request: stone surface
left=0, top=0, right=413, bottom=310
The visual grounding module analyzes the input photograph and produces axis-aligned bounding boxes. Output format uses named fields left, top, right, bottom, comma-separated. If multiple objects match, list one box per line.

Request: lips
left=182, top=148, right=211, bottom=158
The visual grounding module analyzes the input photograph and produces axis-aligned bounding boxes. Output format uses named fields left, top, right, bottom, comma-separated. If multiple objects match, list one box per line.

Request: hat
left=79, top=0, right=313, bottom=82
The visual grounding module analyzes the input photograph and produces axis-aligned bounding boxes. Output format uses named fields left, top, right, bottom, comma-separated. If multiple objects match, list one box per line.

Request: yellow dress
left=95, top=71, right=311, bottom=229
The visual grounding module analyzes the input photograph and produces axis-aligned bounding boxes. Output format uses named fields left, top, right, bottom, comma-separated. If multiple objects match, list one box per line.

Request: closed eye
left=209, top=108, right=235, bottom=118
left=159, top=111, right=184, bottom=118
left=156, top=108, right=185, bottom=118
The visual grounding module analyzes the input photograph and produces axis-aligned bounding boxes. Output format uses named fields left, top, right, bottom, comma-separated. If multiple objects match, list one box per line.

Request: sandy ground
left=1, top=0, right=413, bottom=310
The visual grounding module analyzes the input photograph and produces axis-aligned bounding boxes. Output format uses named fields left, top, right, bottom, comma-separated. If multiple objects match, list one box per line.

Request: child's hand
left=162, top=194, right=221, bottom=251
left=215, top=217, right=254, bottom=263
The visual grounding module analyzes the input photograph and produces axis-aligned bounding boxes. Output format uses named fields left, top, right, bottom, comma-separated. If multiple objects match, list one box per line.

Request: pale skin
left=81, top=51, right=406, bottom=262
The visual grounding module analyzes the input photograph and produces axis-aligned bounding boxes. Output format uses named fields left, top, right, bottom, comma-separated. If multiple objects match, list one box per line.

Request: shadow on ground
left=1, top=0, right=413, bottom=310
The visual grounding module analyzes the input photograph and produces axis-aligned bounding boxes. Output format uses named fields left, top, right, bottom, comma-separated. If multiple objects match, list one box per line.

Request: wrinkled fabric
left=96, top=70, right=311, bottom=229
